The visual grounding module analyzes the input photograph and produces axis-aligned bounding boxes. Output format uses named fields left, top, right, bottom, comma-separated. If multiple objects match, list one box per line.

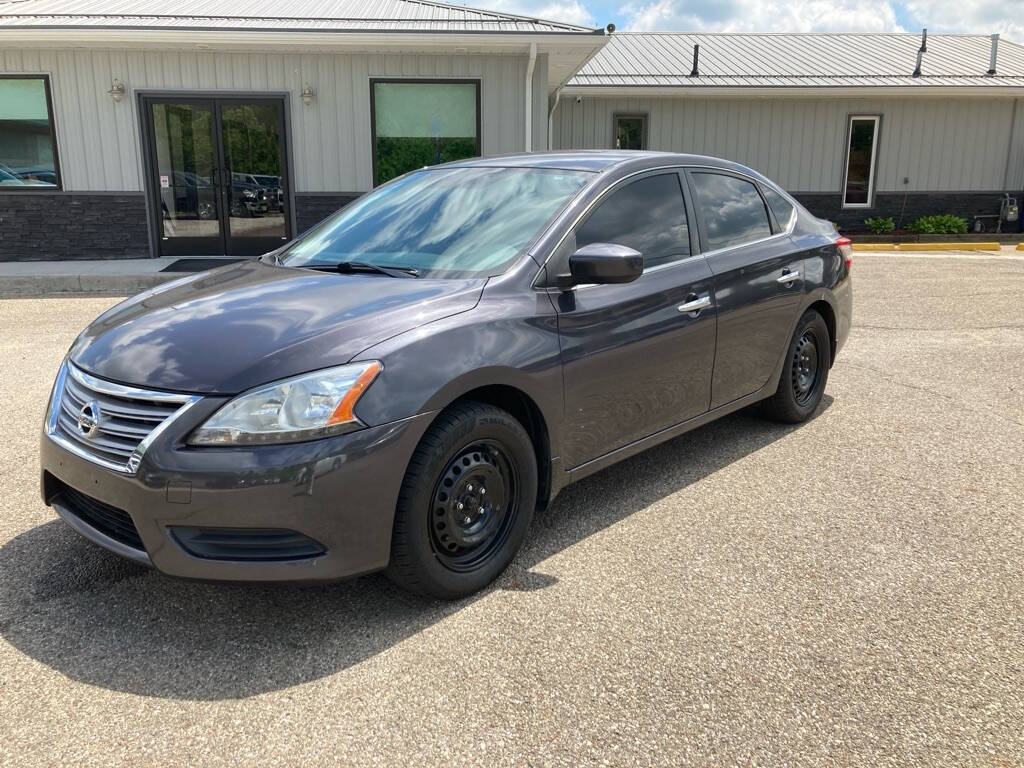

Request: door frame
left=137, top=90, right=296, bottom=259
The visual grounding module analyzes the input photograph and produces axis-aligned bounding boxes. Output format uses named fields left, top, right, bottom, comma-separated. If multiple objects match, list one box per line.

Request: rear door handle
left=777, top=270, right=800, bottom=283
left=677, top=295, right=712, bottom=314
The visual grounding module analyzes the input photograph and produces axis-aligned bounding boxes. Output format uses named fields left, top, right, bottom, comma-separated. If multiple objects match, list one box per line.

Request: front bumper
left=40, top=403, right=434, bottom=583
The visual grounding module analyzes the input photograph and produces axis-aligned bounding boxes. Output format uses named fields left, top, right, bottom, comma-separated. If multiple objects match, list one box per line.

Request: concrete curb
left=853, top=242, right=1005, bottom=252
left=0, top=256, right=241, bottom=298
left=0, top=273, right=171, bottom=299
left=897, top=241, right=1001, bottom=251
left=851, top=243, right=896, bottom=251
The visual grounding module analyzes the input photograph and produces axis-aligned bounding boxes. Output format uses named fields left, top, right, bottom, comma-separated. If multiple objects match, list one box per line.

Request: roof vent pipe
left=913, top=28, right=926, bottom=77
left=989, top=33, right=1000, bottom=75
left=690, top=44, right=700, bottom=77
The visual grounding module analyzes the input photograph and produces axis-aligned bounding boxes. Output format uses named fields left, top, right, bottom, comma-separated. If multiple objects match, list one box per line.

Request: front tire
left=761, top=310, right=831, bottom=423
left=386, top=402, right=537, bottom=599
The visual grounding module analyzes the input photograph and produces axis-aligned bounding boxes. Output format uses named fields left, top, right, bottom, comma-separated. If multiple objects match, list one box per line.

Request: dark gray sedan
left=41, top=151, right=852, bottom=599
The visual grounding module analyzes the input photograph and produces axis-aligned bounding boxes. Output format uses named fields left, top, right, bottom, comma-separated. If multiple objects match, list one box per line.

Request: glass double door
left=143, top=96, right=290, bottom=257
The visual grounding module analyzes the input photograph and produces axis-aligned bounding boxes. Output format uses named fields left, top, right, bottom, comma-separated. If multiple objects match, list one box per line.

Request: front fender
left=351, top=291, right=565, bottom=461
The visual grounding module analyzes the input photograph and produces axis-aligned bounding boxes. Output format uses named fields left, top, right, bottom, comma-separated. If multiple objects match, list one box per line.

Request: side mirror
left=560, top=243, right=643, bottom=288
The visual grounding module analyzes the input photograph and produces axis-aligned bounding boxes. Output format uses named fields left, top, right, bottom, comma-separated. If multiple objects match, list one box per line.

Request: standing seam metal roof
left=0, top=0, right=602, bottom=33
left=567, top=32, right=1024, bottom=88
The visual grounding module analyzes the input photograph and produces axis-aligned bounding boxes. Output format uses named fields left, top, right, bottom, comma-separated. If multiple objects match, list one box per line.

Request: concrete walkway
left=0, top=256, right=240, bottom=297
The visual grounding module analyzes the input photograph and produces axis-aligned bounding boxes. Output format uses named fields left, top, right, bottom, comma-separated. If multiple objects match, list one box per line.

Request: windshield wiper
left=334, top=261, right=419, bottom=278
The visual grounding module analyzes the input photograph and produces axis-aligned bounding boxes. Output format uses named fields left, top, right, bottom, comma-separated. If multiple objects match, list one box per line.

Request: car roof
left=440, top=150, right=756, bottom=176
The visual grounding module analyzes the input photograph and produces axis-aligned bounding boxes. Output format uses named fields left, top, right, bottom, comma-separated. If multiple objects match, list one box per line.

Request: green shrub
left=908, top=214, right=968, bottom=235
left=863, top=216, right=895, bottom=234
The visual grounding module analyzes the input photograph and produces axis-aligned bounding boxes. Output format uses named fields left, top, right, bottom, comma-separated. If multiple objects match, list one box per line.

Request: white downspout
left=525, top=42, right=537, bottom=152
left=548, top=88, right=562, bottom=151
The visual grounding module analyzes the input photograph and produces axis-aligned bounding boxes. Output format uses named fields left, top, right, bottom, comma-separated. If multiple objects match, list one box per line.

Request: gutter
left=559, top=84, right=1024, bottom=98
left=525, top=42, right=537, bottom=152
left=0, top=27, right=606, bottom=47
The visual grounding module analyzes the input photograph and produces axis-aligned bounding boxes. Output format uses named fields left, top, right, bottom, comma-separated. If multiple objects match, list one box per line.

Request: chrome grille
left=46, top=362, right=201, bottom=474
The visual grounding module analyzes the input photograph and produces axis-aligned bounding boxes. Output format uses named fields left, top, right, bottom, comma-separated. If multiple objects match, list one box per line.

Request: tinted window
left=615, top=115, right=646, bottom=150
left=0, top=76, right=59, bottom=188
left=761, top=185, right=795, bottom=231
left=372, top=80, right=479, bottom=185
left=576, top=173, right=689, bottom=269
left=844, top=117, right=878, bottom=206
left=691, top=173, right=772, bottom=250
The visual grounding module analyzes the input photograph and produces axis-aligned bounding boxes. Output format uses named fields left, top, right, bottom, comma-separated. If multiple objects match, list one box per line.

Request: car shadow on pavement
left=0, top=398, right=831, bottom=701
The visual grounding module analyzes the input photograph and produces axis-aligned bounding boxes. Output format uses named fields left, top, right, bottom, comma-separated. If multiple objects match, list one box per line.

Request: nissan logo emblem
left=77, top=401, right=102, bottom=439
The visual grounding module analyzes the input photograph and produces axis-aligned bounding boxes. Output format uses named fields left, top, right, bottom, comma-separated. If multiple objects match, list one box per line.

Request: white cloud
left=903, top=0, right=1024, bottom=42
left=622, top=0, right=904, bottom=33
left=462, top=0, right=1024, bottom=41
left=462, top=0, right=597, bottom=26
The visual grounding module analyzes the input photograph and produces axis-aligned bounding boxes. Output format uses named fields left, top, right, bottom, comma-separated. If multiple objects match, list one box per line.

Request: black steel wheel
left=429, top=440, right=519, bottom=573
left=387, top=402, right=537, bottom=599
left=761, top=309, right=831, bottom=423
left=791, top=329, right=821, bottom=406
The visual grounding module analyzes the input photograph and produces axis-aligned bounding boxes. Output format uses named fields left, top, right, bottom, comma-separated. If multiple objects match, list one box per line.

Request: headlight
left=188, top=361, right=382, bottom=446
left=242, top=188, right=257, bottom=199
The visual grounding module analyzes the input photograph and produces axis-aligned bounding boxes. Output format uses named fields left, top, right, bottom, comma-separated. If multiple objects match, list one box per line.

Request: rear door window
left=760, top=184, right=796, bottom=232
left=575, top=172, right=690, bottom=269
left=690, top=172, right=772, bottom=251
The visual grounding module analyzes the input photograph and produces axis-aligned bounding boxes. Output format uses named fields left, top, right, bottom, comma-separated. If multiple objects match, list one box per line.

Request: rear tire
left=761, top=310, right=831, bottom=423
left=386, top=401, right=537, bottom=600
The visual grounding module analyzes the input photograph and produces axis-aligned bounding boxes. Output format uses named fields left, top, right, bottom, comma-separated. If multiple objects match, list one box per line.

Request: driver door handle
left=777, top=269, right=800, bottom=283
left=677, top=295, right=712, bottom=313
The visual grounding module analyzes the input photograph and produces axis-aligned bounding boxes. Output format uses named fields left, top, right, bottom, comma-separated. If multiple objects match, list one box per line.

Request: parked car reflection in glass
left=230, top=172, right=269, bottom=218
left=0, top=162, right=56, bottom=186
left=160, top=171, right=217, bottom=222
left=251, top=174, right=284, bottom=211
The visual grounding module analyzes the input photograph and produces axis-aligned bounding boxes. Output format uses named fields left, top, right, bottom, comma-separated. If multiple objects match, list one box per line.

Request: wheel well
left=448, top=385, right=552, bottom=512
left=809, top=300, right=837, bottom=367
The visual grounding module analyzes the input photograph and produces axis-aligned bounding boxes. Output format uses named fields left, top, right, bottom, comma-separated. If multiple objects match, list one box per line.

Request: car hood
left=69, top=260, right=485, bottom=394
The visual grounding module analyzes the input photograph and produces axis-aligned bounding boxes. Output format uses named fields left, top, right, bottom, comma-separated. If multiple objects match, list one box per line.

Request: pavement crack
left=844, top=361, right=1024, bottom=428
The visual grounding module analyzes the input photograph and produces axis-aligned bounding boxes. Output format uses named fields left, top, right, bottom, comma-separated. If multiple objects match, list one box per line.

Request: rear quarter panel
left=789, top=223, right=853, bottom=359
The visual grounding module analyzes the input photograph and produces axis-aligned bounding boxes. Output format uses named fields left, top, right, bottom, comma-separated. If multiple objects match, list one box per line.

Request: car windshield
left=280, top=166, right=591, bottom=278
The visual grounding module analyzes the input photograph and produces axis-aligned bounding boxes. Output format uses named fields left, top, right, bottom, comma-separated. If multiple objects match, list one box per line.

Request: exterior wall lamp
left=108, top=79, right=126, bottom=102
left=301, top=84, right=315, bottom=105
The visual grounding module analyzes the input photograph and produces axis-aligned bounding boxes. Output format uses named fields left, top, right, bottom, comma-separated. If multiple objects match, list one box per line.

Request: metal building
left=553, top=32, right=1024, bottom=229
left=1, top=2, right=1022, bottom=260
left=0, top=0, right=603, bottom=259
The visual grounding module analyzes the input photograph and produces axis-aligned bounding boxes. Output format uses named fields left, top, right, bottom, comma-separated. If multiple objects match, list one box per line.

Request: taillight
left=836, top=236, right=853, bottom=270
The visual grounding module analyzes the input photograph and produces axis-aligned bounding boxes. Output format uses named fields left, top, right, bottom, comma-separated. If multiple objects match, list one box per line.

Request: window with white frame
left=842, top=115, right=880, bottom=207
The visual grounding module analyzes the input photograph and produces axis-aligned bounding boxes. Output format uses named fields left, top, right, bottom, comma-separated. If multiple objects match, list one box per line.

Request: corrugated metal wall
left=0, top=48, right=547, bottom=192
left=552, top=95, right=1022, bottom=193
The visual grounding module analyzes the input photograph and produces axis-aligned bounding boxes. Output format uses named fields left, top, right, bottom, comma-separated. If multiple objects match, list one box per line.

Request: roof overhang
left=0, top=26, right=608, bottom=91
left=561, top=84, right=1024, bottom=98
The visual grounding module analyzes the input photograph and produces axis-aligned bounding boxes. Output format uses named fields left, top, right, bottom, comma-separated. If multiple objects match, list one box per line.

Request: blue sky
left=468, top=0, right=1022, bottom=39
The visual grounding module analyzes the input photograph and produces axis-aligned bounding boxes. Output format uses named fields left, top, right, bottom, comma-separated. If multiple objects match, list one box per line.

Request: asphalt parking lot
left=1, top=251, right=1022, bottom=766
